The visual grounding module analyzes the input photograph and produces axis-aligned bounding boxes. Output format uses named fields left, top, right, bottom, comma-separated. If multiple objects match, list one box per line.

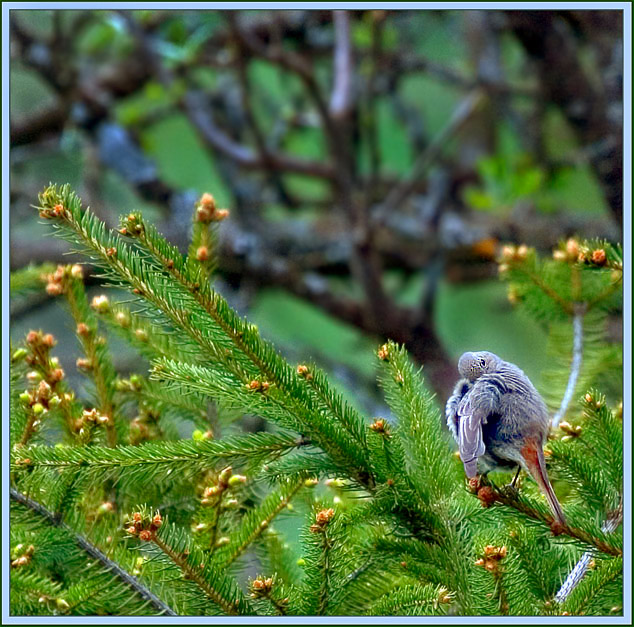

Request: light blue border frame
left=2, top=2, right=631, bottom=625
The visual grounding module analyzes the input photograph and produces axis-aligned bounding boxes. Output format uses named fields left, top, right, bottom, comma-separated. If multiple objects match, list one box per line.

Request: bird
left=446, top=350, right=566, bottom=525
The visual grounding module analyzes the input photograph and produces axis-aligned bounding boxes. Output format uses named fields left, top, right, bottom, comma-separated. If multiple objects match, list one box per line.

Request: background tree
left=10, top=8, right=623, bottom=402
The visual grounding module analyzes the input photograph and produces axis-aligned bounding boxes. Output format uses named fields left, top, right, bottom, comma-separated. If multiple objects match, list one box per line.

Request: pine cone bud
left=70, top=265, right=84, bottom=280
left=91, top=295, right=110, bottom=313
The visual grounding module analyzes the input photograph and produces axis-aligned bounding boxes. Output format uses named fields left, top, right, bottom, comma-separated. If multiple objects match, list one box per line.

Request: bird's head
left=458, top=351, right=501, bottom=382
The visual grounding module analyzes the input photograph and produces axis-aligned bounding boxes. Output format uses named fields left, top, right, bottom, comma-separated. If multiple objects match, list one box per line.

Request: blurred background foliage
left=10, top=9, right=623, bottom=417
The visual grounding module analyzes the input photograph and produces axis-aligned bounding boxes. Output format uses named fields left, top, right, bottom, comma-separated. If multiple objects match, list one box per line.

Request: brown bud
left=315, top=508, right=335, bottom=525
left=477, top=486, right=496, bottom=508
left=49, top=368, right=65, bottom=383
left=468, top=476, right=481, bottom=493
left=196, top=246, right=209, bottom=261
left=76, top=358, right=92, bottom=371
left=377, top=344, right=390, bottom=361
left=553, top=250, right=567, bottom=262
left=43, top=334, right=56, bottom=347
left=501, top=245, right=516, bottom=261
left=76, top=323, right=90, bottom=336
left=370, top=418, right=389, bottom=434
left=200, top=193, right=215, bottom=210
left=591, top=249, right=607, bottom=266
left=46, top=282, right=63, bottom=296
left=36, top=380, right=52, bottom=401
left=138, top=530, right=153, bottom=542
left=213, top=208, right=230, bottom=221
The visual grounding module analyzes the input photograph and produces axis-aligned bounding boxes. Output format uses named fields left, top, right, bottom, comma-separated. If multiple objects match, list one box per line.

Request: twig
left=552, top=303, right=586, bottom=429
left=554, top=502, right=623, bottom=603
left=10, top=488, right=177, bottom=616
left=374, top=88, right=486, bottom=223
left=329, top=10, right=353, bottom=120
left=152, top=534, right=239, bottom=615
left=223, top=480, right=304, bottom=567
left=479, top=478, right=622, bottom=557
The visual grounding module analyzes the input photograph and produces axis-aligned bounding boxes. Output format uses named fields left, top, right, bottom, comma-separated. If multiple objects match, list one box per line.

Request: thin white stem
left=555, top=513, right=621, bottom=604
left=552, top=303, right=586, bottom=429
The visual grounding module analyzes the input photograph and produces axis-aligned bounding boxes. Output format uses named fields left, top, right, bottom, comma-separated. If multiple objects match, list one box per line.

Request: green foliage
left=8, top=185, right=622, bottom=617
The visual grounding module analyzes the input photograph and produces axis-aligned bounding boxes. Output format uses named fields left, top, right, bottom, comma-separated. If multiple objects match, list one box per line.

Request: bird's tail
left=521, top=441, right=567, bottom=526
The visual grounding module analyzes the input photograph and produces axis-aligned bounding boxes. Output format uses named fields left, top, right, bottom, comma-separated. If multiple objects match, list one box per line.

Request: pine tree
left=9, top=184, right=623, bottom=617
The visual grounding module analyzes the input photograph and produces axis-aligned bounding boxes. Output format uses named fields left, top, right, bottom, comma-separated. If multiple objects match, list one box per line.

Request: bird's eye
left=480, top=359, right=486, bottom=367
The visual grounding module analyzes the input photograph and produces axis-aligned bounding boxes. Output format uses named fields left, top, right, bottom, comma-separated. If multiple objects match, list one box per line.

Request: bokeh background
left=10, top=8, right=623, bottom=419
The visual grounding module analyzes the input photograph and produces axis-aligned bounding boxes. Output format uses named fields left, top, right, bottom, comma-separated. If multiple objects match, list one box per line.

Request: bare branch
left=374, top=88, right=486, bottom=223
left=329, top=11, right=353, bottom=120
left=10, top=488, right=177, bottom=616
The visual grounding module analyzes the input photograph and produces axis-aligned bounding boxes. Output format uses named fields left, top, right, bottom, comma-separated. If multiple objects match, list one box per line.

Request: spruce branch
left=15, top=329, right=82, bottom=446
left=12, top=432, right=303, bottom=491
left=553, top=394, right=623, bottom=603
left=96, top=300, right=202, bottom=365
left=221, top=479, right=305, bottom=567
left=151, top=533, right=240, bottom=615
left=554, top=513, right=622, bottom=604
left=476, top=476, right=621, bottom=557
left=63, top=274, right=119, bottom=446
left=36, top=186, right=369, bottom=480
left=125, top=511, right=254, bottom=616
left=36, top=185, right=237, bottom=371
left=10, top=488, right=177, bottom=616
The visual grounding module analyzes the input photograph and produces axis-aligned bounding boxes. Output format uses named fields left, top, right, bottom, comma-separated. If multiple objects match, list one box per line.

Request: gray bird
left=446, top=350, right=566, bottom=525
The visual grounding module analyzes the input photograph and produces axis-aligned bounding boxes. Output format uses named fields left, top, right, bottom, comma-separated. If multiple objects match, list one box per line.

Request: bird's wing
left=445, top=378, right=472, bottom=443
left=457, top=380, right=502, bottom=478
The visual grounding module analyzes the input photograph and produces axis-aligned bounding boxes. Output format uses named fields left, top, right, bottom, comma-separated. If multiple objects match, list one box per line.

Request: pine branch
left=477, top=476, right=622, bottom=557
left=63, top=274, right=120, bottom=446
left=220, top=479, right=304, bottom=567
left=557, top=556, right=623, bottom=615
left=368, top=583, right=452, bottom=616
left=12, top=432, right=303, bottom=492
left=125, top=512, right=255, bottom=615
left=152, top=534, right=240, bottom=615
left=10, top=488, right=177, bottom=616
left=36, top=186, right=369, bottom=480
